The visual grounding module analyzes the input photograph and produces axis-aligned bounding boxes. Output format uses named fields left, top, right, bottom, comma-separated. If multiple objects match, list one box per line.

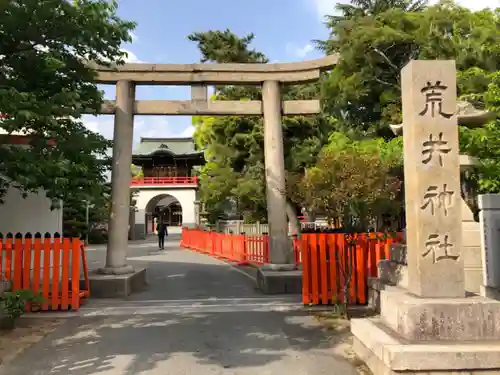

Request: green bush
left=87, top=229, right=108, bottom=244
left=0, top=290, right=45, bottom=329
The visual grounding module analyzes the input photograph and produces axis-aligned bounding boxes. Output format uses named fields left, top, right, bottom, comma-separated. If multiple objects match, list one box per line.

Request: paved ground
left=0, top=236, right=358, bottom=375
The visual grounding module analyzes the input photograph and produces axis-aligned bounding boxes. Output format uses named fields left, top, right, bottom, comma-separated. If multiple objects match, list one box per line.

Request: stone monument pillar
left=350, top=60, right=500, bottom=375
left=401, top=60, right=464, bottom=298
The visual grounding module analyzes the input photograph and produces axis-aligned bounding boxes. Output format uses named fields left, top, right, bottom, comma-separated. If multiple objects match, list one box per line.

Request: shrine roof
left=132, top=137, right=203, bottom=158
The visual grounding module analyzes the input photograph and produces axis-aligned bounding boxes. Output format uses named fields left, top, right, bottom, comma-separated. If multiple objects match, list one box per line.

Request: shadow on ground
left=2, top=237, right=358, bottom=374
left=2, top=309, right=357, bottom=375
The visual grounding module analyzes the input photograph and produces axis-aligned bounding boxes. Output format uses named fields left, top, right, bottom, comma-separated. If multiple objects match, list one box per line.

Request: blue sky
left=82, top=0, right=498, bottom=149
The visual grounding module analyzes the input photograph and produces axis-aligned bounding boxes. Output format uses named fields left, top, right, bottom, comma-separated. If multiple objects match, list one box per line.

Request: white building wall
left=134, top=187, right=198, bottom=238
left=0, top=185, right=63, bottom=235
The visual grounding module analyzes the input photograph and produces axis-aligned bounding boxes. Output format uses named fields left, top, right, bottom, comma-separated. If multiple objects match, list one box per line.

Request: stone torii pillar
left=262, top=81, right=290, bottom=267
left=87, top=55, right=339, bottom=296
left=97, top=80, right=136, bottom=275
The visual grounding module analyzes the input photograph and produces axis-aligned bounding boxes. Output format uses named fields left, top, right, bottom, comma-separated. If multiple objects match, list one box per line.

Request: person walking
left=157, top=222, right=167, bottom=250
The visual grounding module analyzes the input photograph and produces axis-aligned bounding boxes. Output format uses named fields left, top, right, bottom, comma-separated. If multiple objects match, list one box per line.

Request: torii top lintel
left=91, top=54, right=339, bottom=85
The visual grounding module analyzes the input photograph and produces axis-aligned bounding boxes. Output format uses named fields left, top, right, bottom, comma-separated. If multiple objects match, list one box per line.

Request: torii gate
left=90, top=55, right=338, bottom=276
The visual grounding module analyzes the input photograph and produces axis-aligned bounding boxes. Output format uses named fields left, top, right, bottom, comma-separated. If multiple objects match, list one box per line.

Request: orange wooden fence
left=300, top=232, right=402, bottom=305
left=0, top=232, right=90, bottom=311
left=181, top=228, right=270, bottom=265
left=182, top=228, right=401, bottom=305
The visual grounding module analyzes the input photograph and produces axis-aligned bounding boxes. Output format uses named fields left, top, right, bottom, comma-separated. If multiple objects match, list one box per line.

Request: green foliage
left=323, top=0, right=428, bottom=33
left=289, top=133, right=403, bottom=231
left=318, top=1, right=499, bottom=193
left=459, top=70, right=500, bottom=193
left=0, top=290, right=44, bottom=321
left=190, top=31, right=333, bottom=222
left=318, top=2, right=499, bottom=138
left=193, top=2, right=500, bottom=223
left=323, top=132, right=403, bottom=168
left=0, top=0, right=135, bottom=207
left=131, top=164, right=143, bottom=178
left=188, top=29, right=268, bottom=63
left=62, top=184, right=110, bottom=237
left=87, top=228, right=108, bottom=244
left=198, top=160, right=238, bottom=223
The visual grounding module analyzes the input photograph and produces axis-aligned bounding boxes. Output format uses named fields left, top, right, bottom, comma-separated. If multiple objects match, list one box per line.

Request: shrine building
left=131, top=137, right=204, bottom=239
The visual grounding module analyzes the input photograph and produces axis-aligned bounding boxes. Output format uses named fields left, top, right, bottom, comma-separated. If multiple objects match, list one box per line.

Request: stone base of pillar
left=256, top=267, right=302, bottom=294
left=260, top=263, right=297, bottom=271
left=96, top=265, right=135, bottom=275
left=88, top=268, right=147, bottom=298
left=351, top=285, right=500, bottom=374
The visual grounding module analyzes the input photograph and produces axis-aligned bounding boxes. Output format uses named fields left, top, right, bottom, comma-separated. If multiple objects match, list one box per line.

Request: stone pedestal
left=256, top=268, right=302, bottom=294
left=87, top=268, right=147, bottom=298
left=352, top=314, right=500, bottom=375
left=351, top=60, right=500, bottom=374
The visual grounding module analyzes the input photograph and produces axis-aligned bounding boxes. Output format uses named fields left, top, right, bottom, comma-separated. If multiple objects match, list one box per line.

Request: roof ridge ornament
left=390, top=101, right=495, bottom=135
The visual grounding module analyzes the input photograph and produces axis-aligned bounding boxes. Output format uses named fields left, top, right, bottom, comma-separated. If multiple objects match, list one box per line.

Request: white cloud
left=285, top=43, right=315, bottom=58
left=82, top=115, right=195, bottom=150
left=129, top=31, right=139, bottom=43
left=313, top=0, right=338, bottom=20
left=312, top=0, right=498, bottom=20
left=121, top=48, right=143, bottom=63
left=179, top=126, right=195, bottom=137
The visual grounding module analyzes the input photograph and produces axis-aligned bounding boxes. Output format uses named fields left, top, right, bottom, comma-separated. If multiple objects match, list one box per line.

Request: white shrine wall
left=0, top=184, right=63, bottom=235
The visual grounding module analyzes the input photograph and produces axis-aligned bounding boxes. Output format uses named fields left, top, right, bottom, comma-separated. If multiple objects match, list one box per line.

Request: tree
left=193, top=3, right=500, bottom=229
left=318, top=2, right=499, bottom=139
left=288, top=132, right=402, bottom=232
left=63, top=163, right=141, bottom=242
left=190, top=30, right=333, bottom=226
left=131, top=164, right=143, bottom=178
left=459, top=69, right=500, bottom=199
left=288, top=133, right=402, bottom=317
left=188, top=29, right=268, bottom=64
left=0, top=0, right=135, bottom=207
left=320, top=0, right=427, bottom=36
left=63, top=184, right=110, bottom=238
left=317, top=1, right=499, bottom=199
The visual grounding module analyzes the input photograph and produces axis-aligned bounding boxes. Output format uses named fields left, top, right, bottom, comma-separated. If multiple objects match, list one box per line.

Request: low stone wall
left=462, top=221, right=483, bottom=294
left=367, top=229, right=484, bottom=311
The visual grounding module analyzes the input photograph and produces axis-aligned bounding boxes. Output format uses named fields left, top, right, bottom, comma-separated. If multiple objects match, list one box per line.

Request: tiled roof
left=132, top=137, right=202, bottom=157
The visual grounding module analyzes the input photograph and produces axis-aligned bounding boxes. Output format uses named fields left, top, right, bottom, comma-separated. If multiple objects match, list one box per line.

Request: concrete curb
left=227, top=263, right=260, bottom=285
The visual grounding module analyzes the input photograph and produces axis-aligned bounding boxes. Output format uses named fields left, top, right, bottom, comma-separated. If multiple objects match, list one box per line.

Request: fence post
left=241, top=235, right=247, bottom=264
left=301, top=235, right=310, bottom=304
left=263, top=235, right=270, bottom=264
